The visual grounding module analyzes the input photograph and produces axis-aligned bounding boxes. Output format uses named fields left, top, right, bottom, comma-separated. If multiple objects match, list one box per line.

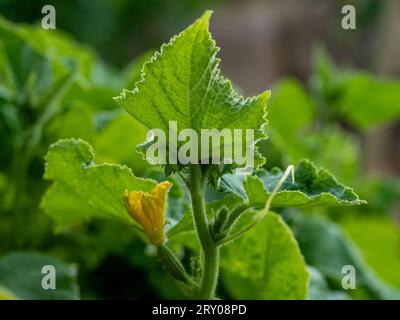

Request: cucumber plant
left=41, top=11, right=365, bottom=299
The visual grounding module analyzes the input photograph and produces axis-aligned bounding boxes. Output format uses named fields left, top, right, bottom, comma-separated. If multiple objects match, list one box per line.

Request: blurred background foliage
left=0, top=0, right=399, bottom=299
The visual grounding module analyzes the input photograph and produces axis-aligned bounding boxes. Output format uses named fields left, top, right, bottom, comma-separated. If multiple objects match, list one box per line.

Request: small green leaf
left=0, top=252, right=79, bottom=300
left=219, top=159, right=366, bottom=208
left=222, top=212, right=309, bottom=299
left=42, top=138, right=156, bottom=229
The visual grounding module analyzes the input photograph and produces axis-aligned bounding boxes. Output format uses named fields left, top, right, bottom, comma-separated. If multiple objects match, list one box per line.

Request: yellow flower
left=124, top=181, right=172, bottom=245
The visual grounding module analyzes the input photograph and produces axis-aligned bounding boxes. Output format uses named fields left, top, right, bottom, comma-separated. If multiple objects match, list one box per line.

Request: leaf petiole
left=217, top=164, right=294, bottom=246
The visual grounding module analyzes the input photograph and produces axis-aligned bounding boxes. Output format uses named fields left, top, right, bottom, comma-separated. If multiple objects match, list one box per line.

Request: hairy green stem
left=189, top=165, right=219, bottom=299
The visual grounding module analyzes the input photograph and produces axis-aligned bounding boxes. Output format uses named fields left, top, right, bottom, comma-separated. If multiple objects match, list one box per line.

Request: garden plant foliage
left=0, top=11, right=399, bottom=300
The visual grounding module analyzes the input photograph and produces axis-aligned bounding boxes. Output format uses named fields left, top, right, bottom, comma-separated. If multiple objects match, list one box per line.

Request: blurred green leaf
left=45, top=102, right=95, bottom=145
left=307, top=266, right=351, bottom=300
left=0, top=286, right=19, bottom=300
left=313, top=48, right=400, bottom=130
left=0, top=251, right=79, bottom=300
left=0, top=16, right=76, bottom=112
left=340, top=215, right=400, bottom=288
left=268, top=64, right=360, bottom=183
left=358, top=177, right=400, bottom=214
left=267, top=79, right=314, bottom=161
left=94, top=114, right=151, bottom=175
left=302, top=127, right=360, bottom=184
left=286, top=211, right=400, bottom=299
left=121, top=51, right=153, bottom=89
left=338, top=74, right=400, bottom=129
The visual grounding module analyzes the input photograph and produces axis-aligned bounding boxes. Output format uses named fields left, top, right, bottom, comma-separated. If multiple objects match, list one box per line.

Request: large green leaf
left=41, top=138, right=156, bottom=229
left=0, top=252, right=79, bottom=300
left=222, top=212, right=309, bottom=299
left=115, top=11, right=269, bottom=167
left=219, top=159, right=365, bottom=208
